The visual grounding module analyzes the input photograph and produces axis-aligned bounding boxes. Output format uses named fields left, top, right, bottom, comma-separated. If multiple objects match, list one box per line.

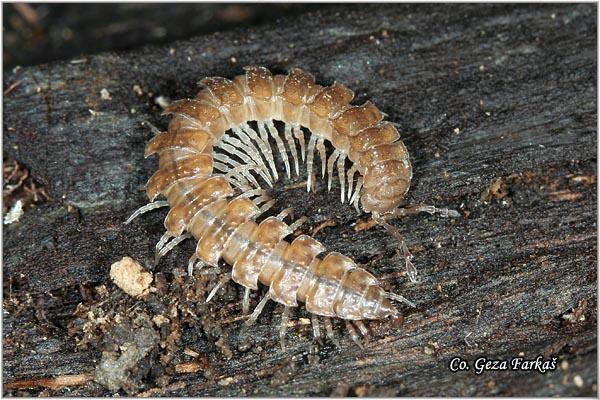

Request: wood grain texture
left=2, top=4, right=596, bottom=396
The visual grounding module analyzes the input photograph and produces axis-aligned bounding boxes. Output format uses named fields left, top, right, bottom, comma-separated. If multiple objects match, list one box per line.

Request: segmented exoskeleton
left=127, top=67, right=458, bottom=348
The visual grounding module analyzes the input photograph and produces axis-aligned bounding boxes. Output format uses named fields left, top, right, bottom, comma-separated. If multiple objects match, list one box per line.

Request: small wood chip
left=4, top=373, right=93, bottom=390
left=175, top=361, right=203, bottom=374
left=284, top=181, right=308, bottom=190
left=311, top=219, right=337, bottom=236
left=183, top=348, right=200, bottom=358
left=3, top=81, right=22, bottom=96
left=354, top=218, right=378, bottom=232
left=138, top=381, right=186, bottom=397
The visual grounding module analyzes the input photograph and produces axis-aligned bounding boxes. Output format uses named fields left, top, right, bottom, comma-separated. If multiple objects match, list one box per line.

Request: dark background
left=3, top=3, right=321, bottom=68
left=2, top=3, right=597, bottom=397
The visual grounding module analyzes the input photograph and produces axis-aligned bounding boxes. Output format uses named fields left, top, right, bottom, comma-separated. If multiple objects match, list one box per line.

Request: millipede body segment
left=132, top=66, right=453, bottom=347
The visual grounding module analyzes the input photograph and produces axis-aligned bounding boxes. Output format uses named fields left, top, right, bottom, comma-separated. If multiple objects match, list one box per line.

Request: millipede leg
left=311, top=314, right=323, bottom=344
left=326, top=150, right=340, bottom=192
left=213, top=161, right=253, bottom=187
left=218, top=141, right=267, bottom=186
left=256, top=120, right=271, bottom=145
left=265, top=120, right=291, bottom=179
left=237, top=188, right=268, bottom=200
left=279, top=306, right=290, bottom=352
left=355, top=320, right=369, bottom=338
left=212, top=152, right=240, bottom=169
left=251, top=194, right=271, bottom=207
left=258, top=199, right=277, bottom=215
left=276, top=207, right=294, bottom=221
left=316, top=137, right=327, bottom=178
left=221, top=137, right=273, bottom=187
left=306, top=135, right=317, bottom=192
left=125, top=201, right=169, bottom=224
left=350, top=176, right=363, bottom=213
left=373, top=216, right=418, bottom=283
left=155, top=233, right=192, bottom=266
left=212, top=161, right=229, bottom=173
left=246, top=292, right=271, bottom=326
left=231, top=169, right=260, bottom=190
left=389, top=204, right=460, bottom=219
left=142, top=120, right=162, bottom=135
left=284, top=123, right=300, bottom=176
left=324, top=317, right=341, bottom=348
left=288, top=216, right=308, bottom=233
left=293, top=125, right=306, bottom=162
left=187, top=254, right=198, bottom=276
left=223, top=175, right=248, bottom=191
left=242, top=287, right=251, bottom=315
left=386, top=292, right=416, bottom=308
left=337, top=154, right=347, bottom=203
left=232, top=127, right=273, bottom=183
left=205, top=274, right=231, bottom=303
left=213, top=153, right=261, bottom=189
left=155, top=231, right=172, bottom=254
left=345, top=321, right=364, bottom=349
left=241, top=122, right=278, bottom=181
left=375, top=204, right=460, bottom=283
left=346, top=164, right=358, bottom=202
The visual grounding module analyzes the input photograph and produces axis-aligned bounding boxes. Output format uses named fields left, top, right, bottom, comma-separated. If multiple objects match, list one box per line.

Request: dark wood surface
left=3, top=4, right=597, bottom=396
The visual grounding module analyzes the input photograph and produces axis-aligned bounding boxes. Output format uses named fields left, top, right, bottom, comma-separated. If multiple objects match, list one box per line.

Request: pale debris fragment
left=154, top=95, right=170, bottom=109
left=218, top=376, right=237, bottom=386
left=152, top=314, right=170, bottom=327
left=4, top=200, right=24, bottom=225
left=110, top=257, right=153, bottom=297
left=100, top=88, right=112, bottom=100
left=132, top=84, right=144, bottom=96
left=183, top=348, right=200, bottom=358
left=88, top=109, right=104, bottom=116
left=175, top=361, right=203, bottom=374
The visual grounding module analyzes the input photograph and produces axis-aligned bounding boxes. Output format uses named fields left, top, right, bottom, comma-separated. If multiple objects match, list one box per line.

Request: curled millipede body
left=129, top=67, right=458, bottom=348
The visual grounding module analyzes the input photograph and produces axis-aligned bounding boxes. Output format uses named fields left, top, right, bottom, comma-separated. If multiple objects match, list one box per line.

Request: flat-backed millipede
left=127, top=66, right=458, bottom=348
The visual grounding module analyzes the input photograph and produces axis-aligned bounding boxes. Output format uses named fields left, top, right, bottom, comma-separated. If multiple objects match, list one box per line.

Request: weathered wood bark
left=3, top=4, right=597, bottom=397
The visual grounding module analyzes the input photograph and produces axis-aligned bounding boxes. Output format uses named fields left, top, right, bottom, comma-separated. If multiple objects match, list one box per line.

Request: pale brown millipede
left=127, top=66, right=458, bottom=348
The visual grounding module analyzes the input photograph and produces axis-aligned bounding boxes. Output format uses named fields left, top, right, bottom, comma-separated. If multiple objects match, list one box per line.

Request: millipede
left=126, top=66, right=458, bottom=349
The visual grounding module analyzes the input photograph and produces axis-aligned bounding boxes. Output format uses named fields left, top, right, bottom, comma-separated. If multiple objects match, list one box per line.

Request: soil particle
left=94, top=313, right=160, bottom=393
